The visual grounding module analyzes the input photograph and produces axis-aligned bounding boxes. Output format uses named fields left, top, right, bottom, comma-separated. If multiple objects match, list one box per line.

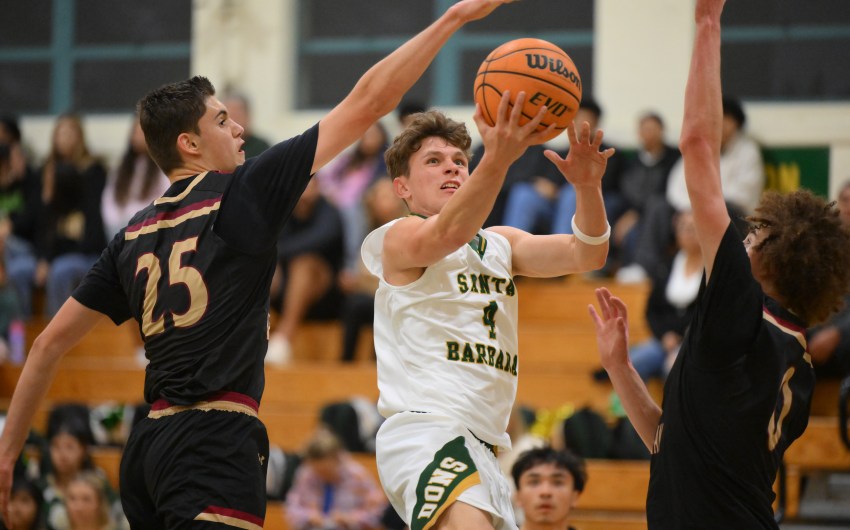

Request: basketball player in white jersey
left=361, top=92, right=614, bottom=530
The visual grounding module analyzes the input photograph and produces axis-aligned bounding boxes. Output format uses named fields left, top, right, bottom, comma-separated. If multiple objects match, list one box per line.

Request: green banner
left=761, top=147, right=830, bottom=198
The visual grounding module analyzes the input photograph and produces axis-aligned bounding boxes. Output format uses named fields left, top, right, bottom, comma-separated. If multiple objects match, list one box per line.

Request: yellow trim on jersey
left=762, top=310, right=811, bottom=366
left=125, top=200, right=221, bottom=240
left=193, top=513, right=262, bottom=530
left=148, top=400, right=258, bottom=419
left=154, top=171, right=208, bottom=205
left=420, top=472, right=481, bottom=530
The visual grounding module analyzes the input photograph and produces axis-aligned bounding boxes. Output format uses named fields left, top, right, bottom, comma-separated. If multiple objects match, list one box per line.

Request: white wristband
left=571, top=215, right=611, bottom=245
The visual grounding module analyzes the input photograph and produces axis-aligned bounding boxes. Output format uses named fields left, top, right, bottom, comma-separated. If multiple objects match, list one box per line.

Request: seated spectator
left=338, top=178, right=405, bottom=362
left=4, top=476, right=45, bottom=530
left=807, top=180, right=850, bottom=379
left=100, top=115, right=169, bottom=240
left=0, top=255, right=25, bottom=364
left=396, top=100, right=427, bottom=129
left=634, top=97, right=763, bottom=280
left=0, top=116, right=42, bottom=318
left=36, top=114, right=107, bottom=317
left=221, top=93, right=271, bottom=158
left=601, top=211, right=701, bottom=381
left=316, top=122, right=388, bottom=275
left=64, top=472, right=118, bottom=530
left=285, top=429, right=386, bottom=530
left=40, top=416, right=125, bottom=530
left=614, top=112, right=680, bottom=281
left=500, top=100, right=625, bottom=252
left=511, top=447, right=587, bottom=530
left=267, top=179, right=345, bottom=364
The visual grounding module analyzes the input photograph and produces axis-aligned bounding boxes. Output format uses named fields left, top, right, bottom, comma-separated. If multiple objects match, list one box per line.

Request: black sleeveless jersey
left=73, top=125, right=319, bottom=405
left=647, top=222, right=813, bottom=529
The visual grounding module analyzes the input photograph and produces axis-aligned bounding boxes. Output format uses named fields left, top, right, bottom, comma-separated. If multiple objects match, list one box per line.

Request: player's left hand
left=543, top=121, right=614, bottom=188
left=588, top=287, right=631, bottom=373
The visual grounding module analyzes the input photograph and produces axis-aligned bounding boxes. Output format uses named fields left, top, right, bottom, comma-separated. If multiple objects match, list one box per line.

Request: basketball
left=474, top=38, right=582, bottom=142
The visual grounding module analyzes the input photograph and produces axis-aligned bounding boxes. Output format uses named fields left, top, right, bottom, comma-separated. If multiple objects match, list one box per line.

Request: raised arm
left=0, top=298, right=104, bottom=519
left=312, top=0, right=517, bottom=174
left=679, top=0, right=730, bottom=280
left=382, top=93, right=550, bottom=285
left=490, top=121, right=612, bottom=277
left=589, top=288, right=662, bottom=451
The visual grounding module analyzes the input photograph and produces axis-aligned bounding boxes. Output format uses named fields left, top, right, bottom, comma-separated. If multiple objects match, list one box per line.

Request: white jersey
left=362, top=218, right=519, bottom=449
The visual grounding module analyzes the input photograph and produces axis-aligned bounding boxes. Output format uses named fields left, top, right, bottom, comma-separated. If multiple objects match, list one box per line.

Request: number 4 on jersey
left=482, top=301, right=498, bottom=339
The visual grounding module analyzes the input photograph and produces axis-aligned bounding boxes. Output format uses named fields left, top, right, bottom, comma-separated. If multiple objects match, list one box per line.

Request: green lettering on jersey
left=469, top=274, right=479, bottom=293
left=461, top=343, right=475, bottom=363
left=482, top=301, right=498, bottom=339
left=446, top=341, right=459, bottom=361
left=457, top=274, right=469, bottom=294
left=495, top=350, right=504, bottom=370
left=487, top=346, right=496, bottom=367
left=475, top=344, right=487, bottom=364
left=492, top=278, right=506, bottom=294
left=506, top=279, right=516, bottom=296
left=511, top=354, right=518, bottom=375
left=503, top=352, right=513, bottom=373
left=478, top=274, right=491, bottom=294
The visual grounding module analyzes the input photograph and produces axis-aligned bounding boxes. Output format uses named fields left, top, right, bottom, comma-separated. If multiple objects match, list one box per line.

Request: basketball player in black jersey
left=589, top=0, right=850, bottom=528
left=0, top=2, right=521, bottom=528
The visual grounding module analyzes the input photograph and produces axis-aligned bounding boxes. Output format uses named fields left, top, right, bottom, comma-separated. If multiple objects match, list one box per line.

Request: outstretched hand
left=450, top=0, right=519, bottom=23
left=588, top=287, right=631, bottom=373
left=472, top=90, right=555, bottom=168
left=544, top=121, right=615, bottom=188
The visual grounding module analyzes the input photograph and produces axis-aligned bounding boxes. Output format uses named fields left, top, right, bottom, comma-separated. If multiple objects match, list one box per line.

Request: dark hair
left=722, top=96, right=746, bottom=129
left=10, top=476, right=45, bottom=530
left=579, top=98, right=602, bottom=120
left=0, top=115, right=21, bottom=143
left=384, top=110, right=471, bottom=180
left=113, top=117, right=161, bottom=206
left=398, top=100, right=428, bottom=122
left=747, top=189, right=850, bottom=324
left=511, top=446, right=587, bottom=493
left=137, top=75, right=216, bottom=174
left=640, top=111, right=664, bottom=129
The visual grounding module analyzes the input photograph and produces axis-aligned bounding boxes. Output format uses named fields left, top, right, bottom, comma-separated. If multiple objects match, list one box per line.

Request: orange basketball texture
left=474, top=38, right=582, bottom=142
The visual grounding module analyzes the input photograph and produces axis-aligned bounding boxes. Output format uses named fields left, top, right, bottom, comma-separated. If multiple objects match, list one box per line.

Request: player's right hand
left=0, top=454, right=15, bottom=524
left=472, top=90, right=552, bottom=167
left=449, top=0, right=519, bottom=24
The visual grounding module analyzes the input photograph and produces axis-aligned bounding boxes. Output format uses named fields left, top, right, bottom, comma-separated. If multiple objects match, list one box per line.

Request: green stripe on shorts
left=411, top=436, right=481, bottom=530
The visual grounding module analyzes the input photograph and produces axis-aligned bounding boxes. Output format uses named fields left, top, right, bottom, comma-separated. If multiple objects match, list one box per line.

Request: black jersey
left=647, top=222, right=813, bottom=529
left=73, top=125, right=319, bottom=405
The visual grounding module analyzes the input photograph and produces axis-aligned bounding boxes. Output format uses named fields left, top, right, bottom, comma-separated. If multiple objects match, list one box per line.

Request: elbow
left=576, top=243, right=609, bottom=273
left=678, top=130, right=709, bottom=155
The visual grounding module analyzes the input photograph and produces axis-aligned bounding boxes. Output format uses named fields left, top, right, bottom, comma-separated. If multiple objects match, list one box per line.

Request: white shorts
left=376, top=411, right=517, bottom=530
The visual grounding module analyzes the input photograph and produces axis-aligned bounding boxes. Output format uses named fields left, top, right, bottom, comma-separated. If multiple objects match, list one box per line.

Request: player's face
left=516, top=463, right=579, bottom=526
left=195, top=96, right=245, bottom=172
left=395, top=136, right=469, bottom=216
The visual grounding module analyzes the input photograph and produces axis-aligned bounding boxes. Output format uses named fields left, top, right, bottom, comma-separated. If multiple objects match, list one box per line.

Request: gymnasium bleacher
left=2, top=276, right=848, bottom=529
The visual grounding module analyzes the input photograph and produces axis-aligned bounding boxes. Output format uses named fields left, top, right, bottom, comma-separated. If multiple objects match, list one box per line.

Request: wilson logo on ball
left=474, top=38, right=582, bottom=142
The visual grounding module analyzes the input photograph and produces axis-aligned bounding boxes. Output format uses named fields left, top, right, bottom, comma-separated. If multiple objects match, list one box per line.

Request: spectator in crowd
left=100, top=115, right=169, bottom=240
left=597, top=211, right=702, bottom=382
left=0, top=116, right=43, bottom=318
left=285, top=429, right=386, bottom=530
left=511, top=447, right=587, bottom=530
left=807, top=180, right=850, bottom=379
left=40, top=418, right=125, bottom=530
left=266, top=179, right=344, bottom=365
left=4, top=476, right=45, bottom=530
left=36, top=114, right=107, bottom=317
left=221, top=92, right=271, bottom=158
left=397, top=100, right=428, bottom=129
left=485, top=144, right=563, bottom=229
left=0, top=255, right=24, bottom=364
left=64, top=472, right=118, bottom=530
left=338, top=177, right=405, bottom=362
left=499, top=99, right=625, bottom=243
left=316, top=122, right=389, bottom=275
left=614, top=113, right=680, bottom=283
left=632, top=97, right=763, bottom=280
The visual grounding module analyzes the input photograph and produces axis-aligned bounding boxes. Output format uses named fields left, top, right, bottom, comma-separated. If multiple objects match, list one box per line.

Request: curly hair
left=747, top=190, right=850, bottom=324
left=384, top=110, right=471, bottom=180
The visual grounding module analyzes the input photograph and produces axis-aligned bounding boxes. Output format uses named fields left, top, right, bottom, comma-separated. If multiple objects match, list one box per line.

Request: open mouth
left=441, top=181, right=460, bottom=190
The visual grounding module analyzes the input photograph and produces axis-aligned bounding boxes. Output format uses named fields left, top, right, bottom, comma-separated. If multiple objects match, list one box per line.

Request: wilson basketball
left=474, top=38, right=582, bottom=142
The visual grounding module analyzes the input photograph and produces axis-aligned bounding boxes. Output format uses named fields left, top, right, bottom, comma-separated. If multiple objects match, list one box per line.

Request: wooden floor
left=3, top=275, right=848, bottom=527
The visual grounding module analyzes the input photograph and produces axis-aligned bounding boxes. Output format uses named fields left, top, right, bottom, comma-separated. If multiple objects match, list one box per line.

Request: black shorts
left=119, top=392, right=269, bottom=529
